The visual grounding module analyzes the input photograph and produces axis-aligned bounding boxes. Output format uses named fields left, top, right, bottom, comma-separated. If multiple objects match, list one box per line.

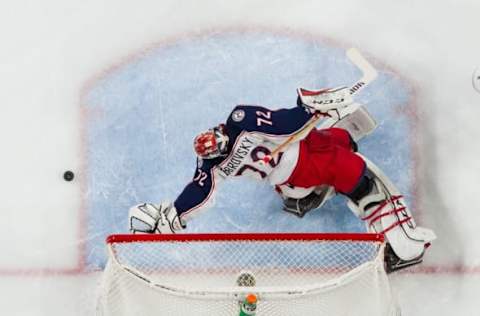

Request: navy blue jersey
left=174, top=105, right=314, bottom=220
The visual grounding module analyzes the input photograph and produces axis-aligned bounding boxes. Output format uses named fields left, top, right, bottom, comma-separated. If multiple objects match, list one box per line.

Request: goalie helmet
left=194, top=124, right=229, bottom=159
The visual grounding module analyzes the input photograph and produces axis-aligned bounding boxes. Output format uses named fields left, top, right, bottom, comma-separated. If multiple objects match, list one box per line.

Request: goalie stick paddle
left=261, top=48, right=378, bottom=164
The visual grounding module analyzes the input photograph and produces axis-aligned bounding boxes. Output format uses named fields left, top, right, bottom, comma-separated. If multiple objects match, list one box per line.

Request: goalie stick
left=261, top=48, right=378, bottom=164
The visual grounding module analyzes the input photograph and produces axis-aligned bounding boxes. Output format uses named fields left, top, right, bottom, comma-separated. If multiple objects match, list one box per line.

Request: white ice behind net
left=97, top=235, right=398, bottom=316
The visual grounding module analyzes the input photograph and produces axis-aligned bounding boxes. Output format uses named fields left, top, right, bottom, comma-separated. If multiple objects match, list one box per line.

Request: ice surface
left=82, top=32, right=413, bottom=269
left=1, top=0, right=480, bottom=315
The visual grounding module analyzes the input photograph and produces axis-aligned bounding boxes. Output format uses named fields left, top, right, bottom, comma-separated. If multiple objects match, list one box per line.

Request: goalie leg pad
left=282, top=185, right=335, bottom=218
left=346, top=155, right=436, bottom=261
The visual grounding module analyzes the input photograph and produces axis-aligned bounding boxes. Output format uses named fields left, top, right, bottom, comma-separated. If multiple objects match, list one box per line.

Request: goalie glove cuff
left=297, top=87, right=353, bottom=113
left=156, top=201, right=185, bottom=234
left=129, top=202, right=185, bottom=234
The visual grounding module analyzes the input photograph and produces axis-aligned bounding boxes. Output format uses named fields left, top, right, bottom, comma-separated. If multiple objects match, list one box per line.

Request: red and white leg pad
left=347, top=155, right=436, bottom=261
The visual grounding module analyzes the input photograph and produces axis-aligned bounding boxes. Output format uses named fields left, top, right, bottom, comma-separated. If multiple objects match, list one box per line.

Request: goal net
left=97, top=233, right=399, bottom=316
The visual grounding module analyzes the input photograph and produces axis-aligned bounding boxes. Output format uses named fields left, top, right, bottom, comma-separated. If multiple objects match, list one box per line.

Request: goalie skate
left=384, top=242, right=430, bottom=273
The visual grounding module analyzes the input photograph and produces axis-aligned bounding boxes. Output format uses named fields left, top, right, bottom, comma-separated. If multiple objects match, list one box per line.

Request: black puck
left=63, top=170, right=75, bottom=181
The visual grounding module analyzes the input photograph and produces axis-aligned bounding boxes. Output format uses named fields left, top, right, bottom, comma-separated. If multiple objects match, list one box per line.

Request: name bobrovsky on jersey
left=218, top=135, right=256, bottom=177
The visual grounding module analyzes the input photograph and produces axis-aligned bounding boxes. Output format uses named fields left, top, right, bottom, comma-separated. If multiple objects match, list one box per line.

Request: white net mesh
left=97, top=234, right=398, bottom=316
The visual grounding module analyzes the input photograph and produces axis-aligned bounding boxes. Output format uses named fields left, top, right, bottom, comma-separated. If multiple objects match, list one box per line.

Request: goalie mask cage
left=97, top=233, right=399, bottom=316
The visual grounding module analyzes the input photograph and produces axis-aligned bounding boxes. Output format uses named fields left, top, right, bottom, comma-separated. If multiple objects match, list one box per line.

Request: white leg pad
left=348, top=155, right=436, bottom=261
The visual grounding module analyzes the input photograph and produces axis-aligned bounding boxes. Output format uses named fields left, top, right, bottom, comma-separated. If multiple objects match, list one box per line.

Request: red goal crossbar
left=106, top=233, right=384, bottom=244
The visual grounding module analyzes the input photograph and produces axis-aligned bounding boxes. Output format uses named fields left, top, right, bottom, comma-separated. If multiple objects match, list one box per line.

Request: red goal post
left=97, top=233, right=399, bottom=316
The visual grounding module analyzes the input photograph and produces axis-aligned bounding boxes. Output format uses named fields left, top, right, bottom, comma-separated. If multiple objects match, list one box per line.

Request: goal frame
left=104, top=233, right=387, bottom=297
left=99, top=232, right=397, bottom=316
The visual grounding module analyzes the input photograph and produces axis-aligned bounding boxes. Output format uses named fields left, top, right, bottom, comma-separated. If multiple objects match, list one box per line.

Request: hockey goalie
left=129, top=87, right=436, bottom=273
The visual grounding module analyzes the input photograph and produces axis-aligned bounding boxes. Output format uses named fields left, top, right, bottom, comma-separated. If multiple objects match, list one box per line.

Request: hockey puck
left=473, top=67, right=480, bottom=93
left=63, top=170, right=75, bottom=181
